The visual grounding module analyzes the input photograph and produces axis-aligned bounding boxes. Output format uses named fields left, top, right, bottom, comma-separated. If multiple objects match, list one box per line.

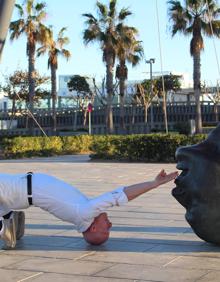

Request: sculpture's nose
left=175, top=146, right=191, bottom=161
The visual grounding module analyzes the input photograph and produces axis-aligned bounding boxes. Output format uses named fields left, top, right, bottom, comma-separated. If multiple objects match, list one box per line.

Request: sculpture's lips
left=175, top=161, right=189, bottom=184
left=172, top=165, right=189, bottom=207
left=174, top=169, right=188, bottom=185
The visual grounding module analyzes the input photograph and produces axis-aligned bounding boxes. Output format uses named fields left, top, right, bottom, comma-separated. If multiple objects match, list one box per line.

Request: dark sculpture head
left=172, top=124, right=220, bottom=244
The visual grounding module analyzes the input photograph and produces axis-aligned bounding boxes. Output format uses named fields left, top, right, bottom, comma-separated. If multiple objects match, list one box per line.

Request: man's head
left=173, top=124, right=220, bottom=244
left=82, top=212, right=112, bottom=245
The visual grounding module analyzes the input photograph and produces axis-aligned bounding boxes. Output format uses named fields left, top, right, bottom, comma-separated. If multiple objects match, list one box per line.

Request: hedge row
left=0, top=135, right=93, bottom=158
left=0, top=133, right=207, bottom=162
left=90, top=134, right=206, bottom=162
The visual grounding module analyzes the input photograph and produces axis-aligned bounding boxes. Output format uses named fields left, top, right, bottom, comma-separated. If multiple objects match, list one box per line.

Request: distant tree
left=115, top=23, right=144, bottom=133
left=1, top=70, right=50, bottom=128
left=155, top=74, right=182, bottom=96
left=2, top=70, right=50, bottom=106
left=204, top=83, right=220, bottom=122
left=37, top=27, right=71, bottom=134
left=168, top=0, right=220, bottom=133
left=133, top=79, right=158, bottom=124
left=67, top=75, right=94, bottom=127
left=83, top=0, right=136, bottom=134
left=154, top=74, right=182, bottom=132
left=9, top=0, right=50, bottom=133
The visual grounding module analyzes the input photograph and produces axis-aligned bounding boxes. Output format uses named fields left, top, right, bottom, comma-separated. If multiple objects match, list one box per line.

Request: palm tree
left=37, top=27, right=71, bottom=134
left=168, top=0, right=220, bottom=133
left=9, top=0, right=49, bottom=133
left=115, top=24, right=143, bottom=132
left=83, top=0, right=134, bottom=134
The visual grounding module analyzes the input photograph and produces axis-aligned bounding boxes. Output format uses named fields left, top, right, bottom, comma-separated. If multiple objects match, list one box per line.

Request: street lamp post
left=87, top=102, right=93, bottom=135
left=146, top=58, right=155, bottom=131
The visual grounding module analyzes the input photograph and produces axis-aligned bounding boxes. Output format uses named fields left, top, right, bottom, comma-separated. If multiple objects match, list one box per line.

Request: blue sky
left=1, top=0, right=220, bottom=87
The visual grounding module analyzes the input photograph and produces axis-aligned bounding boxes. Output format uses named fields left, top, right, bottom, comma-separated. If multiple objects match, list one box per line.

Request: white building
left=58, top=75, right=73, bottom=97
left=58, top=75, right=95, bottom=98
left=0, top=91, right=9, bottom=111
left=58, top=73, right=215, bottom=105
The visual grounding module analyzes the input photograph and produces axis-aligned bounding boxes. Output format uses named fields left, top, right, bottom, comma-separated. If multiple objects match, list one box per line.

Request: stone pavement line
left=17, top=272, right=43, bottom=282
left=74, top=251, right=96, bottom=261
left=162, top=255, right=183, bottom=267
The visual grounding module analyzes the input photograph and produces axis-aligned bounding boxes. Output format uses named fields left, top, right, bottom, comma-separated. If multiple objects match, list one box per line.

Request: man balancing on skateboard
left=0, top=170, right=177, bottom=249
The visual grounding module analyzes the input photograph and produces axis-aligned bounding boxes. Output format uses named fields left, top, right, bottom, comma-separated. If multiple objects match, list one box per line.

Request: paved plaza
left=0, top=155, right=219, bottom=281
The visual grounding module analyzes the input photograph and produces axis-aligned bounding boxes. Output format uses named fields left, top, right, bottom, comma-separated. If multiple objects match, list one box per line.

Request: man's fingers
left=157, top=170, right=178, bottom=184
left=167, top=171, right=179, bottom=180
left=160, top=169, right=166, bottom=177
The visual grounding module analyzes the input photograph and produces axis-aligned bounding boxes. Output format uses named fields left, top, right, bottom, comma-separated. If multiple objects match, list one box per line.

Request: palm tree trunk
left=119, top=76, right=126, bottom=134
left=132, top=103, right=135, bottom=125
left=83, top=108, right=88, bottom=127
left=106, top=56, right=114, bottom=134
left=74, top=100, right=79, bottom=130
left=193, top=53, right=202, bottom=133
left=28, top=42, right=36, bottom=135
left=144, top=104, right=148, bottom=123
left=118, top=60, right=127, bottom=134
left=51, top=66, right=57, bottom=135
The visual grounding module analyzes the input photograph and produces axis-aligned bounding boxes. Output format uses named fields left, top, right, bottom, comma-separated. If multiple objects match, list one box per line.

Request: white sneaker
left=1, top=212, right=16, bottom=249
left=0, top=211, right=25, bottom=249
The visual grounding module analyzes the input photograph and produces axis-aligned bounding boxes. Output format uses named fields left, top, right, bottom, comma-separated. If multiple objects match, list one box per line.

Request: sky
left=1, top=0, right=220, bottom=88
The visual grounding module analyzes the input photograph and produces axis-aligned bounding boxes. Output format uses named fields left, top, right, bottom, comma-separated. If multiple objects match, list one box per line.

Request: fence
left=0, top=102, right=218, bottom=136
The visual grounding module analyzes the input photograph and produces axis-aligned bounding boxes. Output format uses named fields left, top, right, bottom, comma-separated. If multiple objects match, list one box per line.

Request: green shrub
left=62, top=135, right=93, bottom=154
left=90, top=133, right=207, bottom=162
left=173, top=122, right=191, bottom=135
left=0, top=133, right=207, bottom=162
left=2, top=136, right=63, bottom=158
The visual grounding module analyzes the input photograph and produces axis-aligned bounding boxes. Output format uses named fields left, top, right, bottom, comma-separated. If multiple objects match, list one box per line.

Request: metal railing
left=0, top=102, right=219, bottom=135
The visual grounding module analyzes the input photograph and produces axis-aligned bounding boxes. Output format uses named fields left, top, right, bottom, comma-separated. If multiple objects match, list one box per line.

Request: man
left=0, top=169, right=178, bottom=249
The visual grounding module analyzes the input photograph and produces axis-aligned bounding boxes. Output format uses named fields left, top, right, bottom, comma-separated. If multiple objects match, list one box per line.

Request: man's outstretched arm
left=124, top=169, right=178, bottom=201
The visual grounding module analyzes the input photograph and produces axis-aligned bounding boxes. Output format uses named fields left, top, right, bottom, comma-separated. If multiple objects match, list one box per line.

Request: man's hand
left=124, top=169, right=179, bottom=201
left=154, top=169, right=178, bottom=186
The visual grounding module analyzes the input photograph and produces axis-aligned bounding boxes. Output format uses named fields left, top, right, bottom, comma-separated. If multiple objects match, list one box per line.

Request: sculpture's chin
left=172, top=186, right=188, bottom=208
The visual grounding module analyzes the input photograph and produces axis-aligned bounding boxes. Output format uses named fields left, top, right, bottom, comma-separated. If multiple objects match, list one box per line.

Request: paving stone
left=196, top=271, right=220, bottom=281
left=164, top=255, right=220, bottom=270
left=0, top=269, right=39, bottom=282
left=95, top=263, right=208, bottom=281
left=6, top=257, right=114, bottom=276
left=82, top=251, right=178, bottom=267
left=149, top=242, right=220, bottom=255
left=32, top=273, right=135, bottom=282
left=0, top=254, right=29, bottom=267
